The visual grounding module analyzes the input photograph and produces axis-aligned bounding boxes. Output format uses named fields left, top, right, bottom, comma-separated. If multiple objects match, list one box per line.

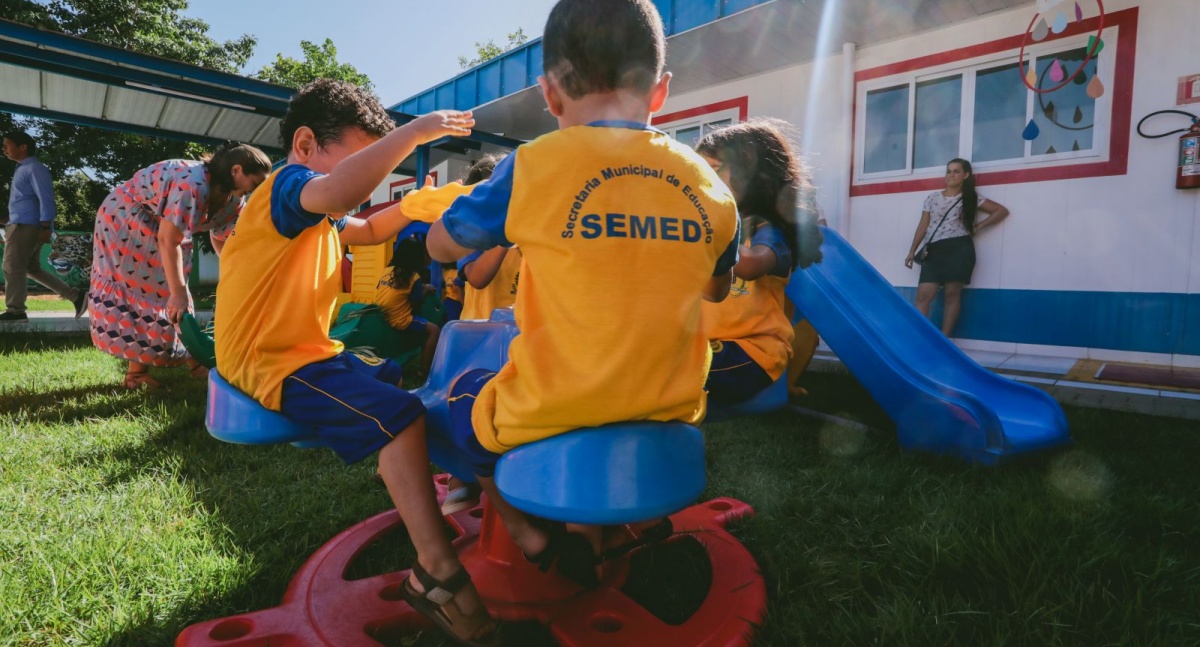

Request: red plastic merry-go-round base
left=176, top=476, right=766, bottom=647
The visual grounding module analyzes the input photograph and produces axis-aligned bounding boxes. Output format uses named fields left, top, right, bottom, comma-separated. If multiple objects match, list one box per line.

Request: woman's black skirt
left=918, top=235, right=976, bottom=285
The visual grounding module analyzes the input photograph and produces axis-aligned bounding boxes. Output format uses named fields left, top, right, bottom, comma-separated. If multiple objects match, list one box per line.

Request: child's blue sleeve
left=713, top=218, right=742, bottom=276
left=442, top=154, right=516, bottom=249
left=270, top=164, right=327, bottom=239
left=409, top=279, right=426, bottom=305
left=751, top=223, right=792, bottom=277
left=455, top=249, right=484, bottom=272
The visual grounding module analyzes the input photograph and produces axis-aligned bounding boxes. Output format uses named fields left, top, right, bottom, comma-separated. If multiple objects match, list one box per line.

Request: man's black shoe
left=73, top=291, right=89, bottom=319
left=0, top=311, right=29, bottom=322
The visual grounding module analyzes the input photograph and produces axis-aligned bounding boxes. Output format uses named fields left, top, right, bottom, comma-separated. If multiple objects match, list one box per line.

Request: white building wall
left=659, top=0, right=1199, bottom=363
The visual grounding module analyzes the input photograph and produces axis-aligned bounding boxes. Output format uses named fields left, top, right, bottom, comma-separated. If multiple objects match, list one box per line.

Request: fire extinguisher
left=1138, top=109, right=1200, bottom=189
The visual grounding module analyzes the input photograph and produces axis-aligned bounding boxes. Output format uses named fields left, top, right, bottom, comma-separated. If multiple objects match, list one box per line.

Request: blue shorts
left=706, top=340, right=773, bottom=405
left=441, top=368, right=504, bottom=477
left=280, top=352, right=425, bottom=465
left=443, top=298, right=462, bottom=322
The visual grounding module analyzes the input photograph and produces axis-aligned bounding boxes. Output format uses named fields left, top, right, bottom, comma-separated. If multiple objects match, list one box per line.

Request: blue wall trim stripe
left=892, top=287, right=1200, bottom=356
left=392, top=0, right=774, bottom=112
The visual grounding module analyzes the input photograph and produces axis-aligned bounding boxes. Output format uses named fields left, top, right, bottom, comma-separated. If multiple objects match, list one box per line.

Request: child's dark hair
left=3, top=130, right=37, bottom=155
left=203, top=142, right=272, bottom=194
left=542, top=0, right=665, bottom=99
left=696, top=119, right=823, bottom=269
left=463, top=155, right=500, bottom=185
left=389, top=237, right=428, bottom=287
left=279, top=79, right=394, bottom=149
left=948, top=158, right=980, bottom=234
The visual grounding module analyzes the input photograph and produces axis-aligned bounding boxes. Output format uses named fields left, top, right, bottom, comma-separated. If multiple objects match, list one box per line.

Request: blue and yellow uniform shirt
left=215, top=164, right=347, bottom=410
left=702, top=219, right=794, bottom=380
left=440, top=121, right=740, bottom=454
left=458, top=246, right=522, bottom=320
left=375, top=269, right=423, bottom=330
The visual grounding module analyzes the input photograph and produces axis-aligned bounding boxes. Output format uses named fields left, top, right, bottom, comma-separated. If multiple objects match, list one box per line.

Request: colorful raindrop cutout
left=1074, top=1, right=1083, bottom=22
left=1087, top=35, right=1105, bottom=57
left=1072, top=140, right=1081, bottom=151
left=1073, top=106, right=1084, bottom=123
left=1032, top=17, right=1050, bottom=41
left=1074, top=70, right=1089, bottom=85
left=1044, top=101, right=1057, bottom=120
left=1049, top=59, right=1065, bottom=83
left=1026, top=67, right=1038, bottom=88
left=1046, top=145, right=1058, bottom=154
left=1023, top=119, right=1041, bottom=141
left=1086, top=74, right=1106, bottom=99
left=1052, top=11, right=1068, bottom=34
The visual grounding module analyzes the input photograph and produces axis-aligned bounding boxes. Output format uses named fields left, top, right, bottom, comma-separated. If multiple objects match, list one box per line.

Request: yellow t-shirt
left=374, top=270, right=419, bottom=329
left=702, top=219, right=795, bottom=381
left=442, top=267, right=463, bottom=303
left=460, top=246, right=522, bottom=320
left=439, top=122, right=740, bottom=453
left=214, top=165, right=345, bottom=410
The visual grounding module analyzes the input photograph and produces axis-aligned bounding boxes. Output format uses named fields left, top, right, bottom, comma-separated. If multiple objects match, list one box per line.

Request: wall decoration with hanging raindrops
left=1018, top=0, right=1107, bottom=154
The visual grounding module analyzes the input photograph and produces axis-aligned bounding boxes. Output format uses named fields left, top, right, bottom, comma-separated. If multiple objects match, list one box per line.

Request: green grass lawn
left=1, top=336, right=1197, bottom=646
left=17, top=295, right=75, bottom=311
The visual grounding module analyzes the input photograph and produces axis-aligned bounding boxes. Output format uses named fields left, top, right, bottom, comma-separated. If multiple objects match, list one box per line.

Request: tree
left=0, top=0, right=257, bottom=224
left=257, top=38, right=373, bottom=90
left=458, top=28, right=529, bottom=69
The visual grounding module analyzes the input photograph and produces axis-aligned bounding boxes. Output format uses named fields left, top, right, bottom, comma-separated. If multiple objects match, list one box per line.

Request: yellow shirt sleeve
left=399, top=182, right=477, bottom=223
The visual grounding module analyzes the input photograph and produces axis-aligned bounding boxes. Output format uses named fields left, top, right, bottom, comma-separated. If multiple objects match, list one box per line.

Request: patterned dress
left=89, top=160, right=241, bottom=366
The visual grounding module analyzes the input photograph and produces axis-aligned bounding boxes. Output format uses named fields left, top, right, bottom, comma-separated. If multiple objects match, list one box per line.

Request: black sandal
left=523, top=522, right=600, bottom=589
left=400, top=563, right=499, bottom=647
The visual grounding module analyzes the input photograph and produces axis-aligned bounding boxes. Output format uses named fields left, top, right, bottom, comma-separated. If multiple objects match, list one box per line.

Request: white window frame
left=854, top=26, right=1117, bottom=184
left=658, top=106, right=742, bottom=143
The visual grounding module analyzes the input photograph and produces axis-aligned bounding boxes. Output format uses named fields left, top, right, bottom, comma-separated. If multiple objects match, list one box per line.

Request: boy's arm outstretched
left=299, top=110, right=474, bottom=216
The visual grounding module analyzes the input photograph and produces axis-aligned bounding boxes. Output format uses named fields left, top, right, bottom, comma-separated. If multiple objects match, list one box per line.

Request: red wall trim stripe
left=851, top=7, right=1138, bottom=197
left=653, top=96, right=750, bottom=126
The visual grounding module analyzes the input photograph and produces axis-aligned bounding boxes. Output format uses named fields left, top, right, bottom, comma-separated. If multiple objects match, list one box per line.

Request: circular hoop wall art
left=1017, top=0, right=1106, bottom=94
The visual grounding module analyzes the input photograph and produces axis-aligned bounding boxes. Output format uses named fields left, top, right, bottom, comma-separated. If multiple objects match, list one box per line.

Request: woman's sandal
left=123, top=370, right=162, bottom=390
left=401, top=563, right=499, bottom=647
left=523, top=522, right=600, bottom=589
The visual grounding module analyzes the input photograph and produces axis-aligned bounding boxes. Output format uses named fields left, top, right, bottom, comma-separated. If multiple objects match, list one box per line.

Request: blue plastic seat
left=493, top=422, right=706, bottom=525
left=206, top=370, right=323, bottom=447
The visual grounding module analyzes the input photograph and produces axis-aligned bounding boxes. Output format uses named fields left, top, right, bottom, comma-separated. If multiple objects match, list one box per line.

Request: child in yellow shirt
left=213, top=80, right=496, bottom=645
left=374, top=236, right=439, bottom=380
left=695, top=119, right=824, bottom=404
left=454, top=155, right=523, bottom=321
left=424, top=0, right=740, bottom=586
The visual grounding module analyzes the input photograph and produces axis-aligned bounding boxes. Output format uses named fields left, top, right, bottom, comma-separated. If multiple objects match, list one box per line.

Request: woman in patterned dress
left=89, top=144, right=271, bottom=389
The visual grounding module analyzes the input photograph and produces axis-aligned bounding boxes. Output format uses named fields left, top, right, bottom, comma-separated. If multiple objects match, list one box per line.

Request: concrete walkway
left=809, top=347, right=1200, bottom=421
left=7, top=309, right=1197, bottom=421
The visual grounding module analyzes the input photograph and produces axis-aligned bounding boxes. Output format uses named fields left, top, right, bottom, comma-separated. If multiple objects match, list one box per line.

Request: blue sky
left=186, top=0, right=560, bottom=106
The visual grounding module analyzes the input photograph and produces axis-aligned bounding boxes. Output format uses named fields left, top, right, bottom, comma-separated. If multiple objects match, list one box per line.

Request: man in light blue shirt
left=2, top=130, right=85, bottom=322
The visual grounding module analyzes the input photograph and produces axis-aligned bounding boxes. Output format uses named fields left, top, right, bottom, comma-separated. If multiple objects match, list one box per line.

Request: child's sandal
left=123, top=370, right=162, bottom=390
left=400, top=563, right=499, bottom=646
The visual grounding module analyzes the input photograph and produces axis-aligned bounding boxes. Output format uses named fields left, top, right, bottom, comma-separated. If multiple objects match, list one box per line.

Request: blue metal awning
left=393, top=0, right=775, bottom=115
left=0, top=19, right=523, bottom=155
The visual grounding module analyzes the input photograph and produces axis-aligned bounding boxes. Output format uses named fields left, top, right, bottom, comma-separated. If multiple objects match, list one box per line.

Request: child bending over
left=375, top=236, right=440, bottom=381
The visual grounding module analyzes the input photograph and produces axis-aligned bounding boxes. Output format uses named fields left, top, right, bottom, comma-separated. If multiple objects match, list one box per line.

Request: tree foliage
left=257, top=38, right=373, bottom=90
left=0, top=0, right=255, bottom=226
left=458, top=28, right=529, bottom=70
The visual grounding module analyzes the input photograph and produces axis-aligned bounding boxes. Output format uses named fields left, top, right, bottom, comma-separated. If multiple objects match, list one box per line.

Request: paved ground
left=6, top=309, right=1197, bottom=421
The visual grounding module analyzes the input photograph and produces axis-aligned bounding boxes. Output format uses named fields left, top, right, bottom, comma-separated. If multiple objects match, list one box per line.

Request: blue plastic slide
left=785, top=227, right=1070, bottom=464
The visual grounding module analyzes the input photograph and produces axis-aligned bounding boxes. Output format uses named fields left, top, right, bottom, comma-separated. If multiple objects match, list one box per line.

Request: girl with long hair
left=695, top=119, right=823, bottom=404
